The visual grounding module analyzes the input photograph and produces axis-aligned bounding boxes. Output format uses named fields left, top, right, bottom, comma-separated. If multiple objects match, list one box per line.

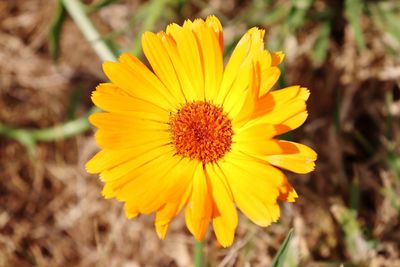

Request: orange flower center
left=170, top=101, right=233, bottom=163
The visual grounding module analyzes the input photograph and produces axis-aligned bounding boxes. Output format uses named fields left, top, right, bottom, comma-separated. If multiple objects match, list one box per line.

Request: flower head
left=86, top=16, right=317, bottom=247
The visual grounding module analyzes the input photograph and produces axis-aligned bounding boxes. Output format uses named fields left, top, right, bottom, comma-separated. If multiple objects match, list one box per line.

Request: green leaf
left=371, top=2, right=400, bottom=44
left=313, top=20, right=331, bottom=66
left=85, top=0, right=121, bottom=13
left=48, top=0, right=66, bottom=62
left=345, top=0, right=366, bottom=50
left=287, top=0, right=314, bottom=33
left=271, top=229, right=294, bottom=267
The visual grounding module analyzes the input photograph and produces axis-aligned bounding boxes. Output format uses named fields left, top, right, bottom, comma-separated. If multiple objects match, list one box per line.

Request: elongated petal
left=185, top=164, right=213, bottom=241
left=219, top=153, right=282, bottom=226
left=190, top=19, right=223, bottom=101
left=103, top=55, right=176, bottom=109
left=218, top=28, right=264, bottom=112
left=91, top=83, right=170, bottom=120
left=166, top=23, right=204, bottom=99
left=206, top=164, right=237, bottom=247
left=265, top=142, right=317, bottom=173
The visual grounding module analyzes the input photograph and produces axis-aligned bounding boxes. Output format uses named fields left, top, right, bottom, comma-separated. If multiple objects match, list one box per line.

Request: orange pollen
left=170, top=101, right=233, bottom=163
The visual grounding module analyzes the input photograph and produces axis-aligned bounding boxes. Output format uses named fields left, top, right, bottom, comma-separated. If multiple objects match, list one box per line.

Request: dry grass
left=0, top=0, right=399, bottom=266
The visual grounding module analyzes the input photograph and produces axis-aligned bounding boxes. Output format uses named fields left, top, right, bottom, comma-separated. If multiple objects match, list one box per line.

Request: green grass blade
left=313, top=20, right=331, bottom=66
left=271, top=229, right=294, bottom=267
left=86, top=0, right=121, bottom=13
left=287, top=0, right=314, bottom=33
left=345, top=0, right=366, bottom=50
left=48, top=0, right=66, bottom=62
left=374, top=3, right=400, bottom=43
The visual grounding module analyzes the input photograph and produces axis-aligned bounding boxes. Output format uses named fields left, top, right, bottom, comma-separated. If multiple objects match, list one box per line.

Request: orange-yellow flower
left=86, top=16, right=317, bottom=247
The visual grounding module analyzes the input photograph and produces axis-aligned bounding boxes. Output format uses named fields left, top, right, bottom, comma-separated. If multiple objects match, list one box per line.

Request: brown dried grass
left=1, top=0, right=399, bottom=266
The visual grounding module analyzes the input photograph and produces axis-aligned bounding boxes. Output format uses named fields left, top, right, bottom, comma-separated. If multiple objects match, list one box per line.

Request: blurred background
left=0, top=0, right=400, bottom=266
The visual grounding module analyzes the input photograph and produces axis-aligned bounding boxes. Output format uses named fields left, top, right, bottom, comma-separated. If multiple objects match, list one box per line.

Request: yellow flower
left=86, top=16, right=317, bottom=247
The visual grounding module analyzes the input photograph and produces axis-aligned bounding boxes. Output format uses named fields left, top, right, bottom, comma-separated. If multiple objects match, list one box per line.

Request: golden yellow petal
left=155, top=173, right=194, bottom=239
left=87, top=140, right=171, bottom=176
left=205, top=164, right=237, bottom=247
left=185, top=164, right=212, bottom=241
left=219, top=28, right=264, bottom=117
left=271, top=51, right=285, bottom=66
left=92, top=83, right=170, bottom=120
left=265, top=142, right=317, bottom=174
left=215, top=29, right=252, bottom=105
left=104, top=149, right=176, bottom=201
left=142, top=32, right=186, bottom=104
left=124, top=201, right=139, bottom=219
left=249, top=89, right=309, bottom=126
left=100, top=145, right=174, bottom=184
left=219, top=153, right=282, bottom=226
left=274, top=111, right=309, bottom=135
left=166, top=23, right=204, bottom=99
left=205, top=15, right=224, bottom=52
left=157, top=31, right=198, bottom=101
left=89, top=112, right=169, bottom=131
left=278, top=179, right=298, bottom=203
left=102, top=56, right=175, bottom=110
left=260, top=66, right=280, bottom=94
left=94, top=126, right=170, bottom=150
left=190, top=19, right=223, bottom=101
left=233, top=122, right=278, bottom=142
left=232, top=61, right=260, bottom=127
left=232, top=138, right=300, bottom=156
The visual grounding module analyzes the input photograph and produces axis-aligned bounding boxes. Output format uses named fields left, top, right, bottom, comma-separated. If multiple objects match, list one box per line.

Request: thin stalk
left=194, top=240, right=205, bottom=267
left=0, top=107, right=99, bottom=156
left=61, top=0, right=117, bottom=61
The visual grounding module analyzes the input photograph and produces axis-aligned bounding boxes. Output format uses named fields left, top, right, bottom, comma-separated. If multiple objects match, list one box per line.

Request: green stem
left=194, top=240, right=205, bottom=267
left=0, top=107, right=99, bottom=154
left=61, top=0, right=117, bottom=61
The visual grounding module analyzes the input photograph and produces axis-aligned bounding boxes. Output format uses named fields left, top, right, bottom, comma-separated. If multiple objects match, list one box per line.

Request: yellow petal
left=157, top=32, right=199, bottom=101
left=232, top=138, right=300, bottom=156
left=91, top=83, right=169, bottom=120
left=233, top=122, right=278, bottom=142
left=215, top=28, right=252, bottom=105
left=265, top=141, right=317, bottom=174
left=99, top=145, right=174, bottom=184
left=166, top=23, right=204, bottom=99
left=278, top=179, right=298, bottom=203
left=116, top=155, right=178, bottom=203
left=155, top=169, right=195, bottom=239
left=89, top=112, right=169, bottom=131
left=271, top=51, right=284, bottom=66
left=205, top=164, right=237, bottom=247
left=232, top=61, right=261, bottom=127
left=185, top=164, right=212, bottom=241
left=205, top=15, right=224, bottom=52
left=218, top=28, right=264, bottom=111
left=274, top=111, right=309, bottom=135
left=250, top=94, right=308, bottom=126
left=142, top=32, right=186, bottom=104
left=118, top=156, right=188, bottom=214
left=260, top=66, right=280, bottom=94
left=86, top=142, right=169, bottom=174
left=219, top=153, right=282, bottom=226
left=190, top=19, right=223, bottom=101
left=94, top=126, right=170, bottom=150
left=102, top=55, right=175, bottom=110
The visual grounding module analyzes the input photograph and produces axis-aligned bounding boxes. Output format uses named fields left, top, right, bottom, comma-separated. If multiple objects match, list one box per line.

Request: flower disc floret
left=170, top=101, right=233, bottom=163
